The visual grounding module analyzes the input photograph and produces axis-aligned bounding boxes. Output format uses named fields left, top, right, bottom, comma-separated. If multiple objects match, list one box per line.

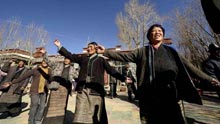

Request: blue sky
left=0, top=0, right=184, bottom=55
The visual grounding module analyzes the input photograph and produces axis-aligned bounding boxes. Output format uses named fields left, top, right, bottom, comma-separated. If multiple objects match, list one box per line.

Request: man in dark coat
left=54, top=40, right=126, bottom=124
left=0, top=59, right=29, bottom=118
left=40, top=49, right=79, bottom=124
left=122, top=64, right=137, bottom=101
left=3, top=60, right=52, bottom=124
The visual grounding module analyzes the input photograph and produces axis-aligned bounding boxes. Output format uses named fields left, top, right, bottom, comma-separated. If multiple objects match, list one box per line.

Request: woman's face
left=149, top=27, right=164, bottom=43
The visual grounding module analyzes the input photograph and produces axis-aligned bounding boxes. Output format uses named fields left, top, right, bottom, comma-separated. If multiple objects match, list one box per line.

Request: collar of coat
left=88, top=53, right=98, bottom=59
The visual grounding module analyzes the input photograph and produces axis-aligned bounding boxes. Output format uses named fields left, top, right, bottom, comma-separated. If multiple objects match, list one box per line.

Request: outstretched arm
left=54, top=39, right=81, bottom=63
left=54, top=39, right=62, bottom=49
left=97, top=44, right=139, bottom=63
left=181, top=56, right=220, bottom=86
left=103, top=59, right=126, bottom=82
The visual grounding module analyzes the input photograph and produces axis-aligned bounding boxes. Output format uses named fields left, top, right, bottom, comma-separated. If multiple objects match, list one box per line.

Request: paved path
left=0, top=92, right=140, bottom=124
left=0, top=91, right=220, bottom=124
left=184, top=91, right=220, bottom=124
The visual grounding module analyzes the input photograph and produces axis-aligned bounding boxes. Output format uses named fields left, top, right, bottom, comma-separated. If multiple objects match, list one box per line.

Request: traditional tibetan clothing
left=58, top=47, right=125, bottom=124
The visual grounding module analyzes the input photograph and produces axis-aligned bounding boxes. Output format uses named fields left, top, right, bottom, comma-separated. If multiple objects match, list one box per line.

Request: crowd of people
left=0, top=23, right=219, bottom=124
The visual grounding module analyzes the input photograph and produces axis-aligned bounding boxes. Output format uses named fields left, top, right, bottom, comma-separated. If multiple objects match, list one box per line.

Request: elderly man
left=54, top=39, right=126, bottom=124
left=0, top=59, right=29, bottom=118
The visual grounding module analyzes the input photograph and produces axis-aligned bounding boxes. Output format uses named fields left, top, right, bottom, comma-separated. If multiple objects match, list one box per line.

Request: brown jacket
left=12, top=66, right=52, bottom=94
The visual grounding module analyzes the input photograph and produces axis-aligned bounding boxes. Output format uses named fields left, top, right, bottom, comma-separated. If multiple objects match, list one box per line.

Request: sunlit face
left=41, top=61, right=48, bottom=68
left=149, top=27, right=164, bottom=43
left=87, top=44, right=97, bottom=55
left=64, top=58, right=71, bottom=65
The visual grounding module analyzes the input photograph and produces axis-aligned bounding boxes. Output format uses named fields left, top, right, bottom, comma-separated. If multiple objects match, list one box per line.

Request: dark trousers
left=127, top=83, right=137, bottom=100
left=109, top=83, right=117, bottom=98
left=28, top=93, right=47, bottom=124
left=139, top=97, right=185, bottom=124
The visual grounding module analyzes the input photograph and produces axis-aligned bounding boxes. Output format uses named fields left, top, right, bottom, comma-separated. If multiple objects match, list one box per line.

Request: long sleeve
left=1, top=61, right=12, bottom=73
left=103, top=49, right=140, bottom=63
left=58, top=46, right=82, bottom=64
left=43, top=54, right=57, bottom=70
left=103, top=59, right=126, bottom=82
left=12, top=69, right=34, bottom=84
left=181, top=56, right=213, bottom=82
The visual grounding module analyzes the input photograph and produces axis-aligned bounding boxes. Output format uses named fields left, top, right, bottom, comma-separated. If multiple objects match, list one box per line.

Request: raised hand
left=54, top=39, right=61, bottom=47
left=96, top=45, right=105, bottom=54
left=1, top=82, right=12, bottom=88
left=211, top=78, right=220, bottom=87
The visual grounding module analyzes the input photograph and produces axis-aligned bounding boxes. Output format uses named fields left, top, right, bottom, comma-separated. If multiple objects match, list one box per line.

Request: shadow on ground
left=0, top=102, right=28, bottom=119
left=106, top=93, right=139, bottom=107
left=202, top=95, right=220, bottom=103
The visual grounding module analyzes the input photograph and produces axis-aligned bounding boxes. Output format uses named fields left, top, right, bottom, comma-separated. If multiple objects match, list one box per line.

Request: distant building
left=0, top=45, right=137, bottom=92
left=0, top=49, right=33, bottom=64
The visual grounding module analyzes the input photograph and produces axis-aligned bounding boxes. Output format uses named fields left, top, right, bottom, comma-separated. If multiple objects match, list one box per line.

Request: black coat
left=202, top=56, right=220, bottom=81
left=59, top=47, right=126, bottom=95
left=104, top=44, right=202, bottom=105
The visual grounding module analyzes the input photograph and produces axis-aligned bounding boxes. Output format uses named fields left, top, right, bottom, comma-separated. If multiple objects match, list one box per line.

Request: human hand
left=1, top=82, right=12, bottom=88
left=211, top=78, right=220, bottom=87
left=54, top=39, right=61, bottom=47
left=96, top=45, right=105, bottom=54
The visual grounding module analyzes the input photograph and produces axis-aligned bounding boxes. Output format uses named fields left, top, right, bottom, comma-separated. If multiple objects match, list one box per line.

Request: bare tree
left=171, top=0, right=220, bottom=67
left=23, top=23, right=49, bottom=56
left=0, top=18, right=21, bottom=49
left=0, top=18, right=49, bottom=65
left=0, top=18, right=49, bottom=53
left=116, top=0, right=162, bottom=49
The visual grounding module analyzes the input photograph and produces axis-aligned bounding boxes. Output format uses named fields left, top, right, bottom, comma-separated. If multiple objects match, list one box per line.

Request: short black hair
left=88, top=42, right=98, bottom=46
left=64, top=57, right=72, bottom=62
left=146, top=24, right=165, bottom=41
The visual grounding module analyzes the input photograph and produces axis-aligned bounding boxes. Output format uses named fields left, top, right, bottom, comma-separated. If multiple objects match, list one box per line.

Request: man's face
left=41, top=61, right=48, bottom=68
left=87, top=44, right=97, bottom=55
left=18, top=61, right=25, bottom=68
left=64, top=58, right=71, bottom=65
